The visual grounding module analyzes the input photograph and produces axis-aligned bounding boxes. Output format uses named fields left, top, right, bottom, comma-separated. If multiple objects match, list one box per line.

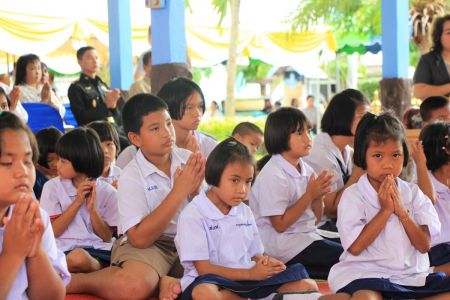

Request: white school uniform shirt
left=249, top=154, right=322, bottom=263
left=99, top=164, right=121, bottom=186
left=117, top=147, right=191, bottom=237
left=328, top=174, right=441, bottom=292
left=304, top=132, right=353, bottom=191
left=194, top=131, right=217, bottom=158
left=40, top=177, right=118, bottom=252
left=175, top=190, right=264, bottom=291
left=1, top=205, right=70, bottom=300
left=115, top=145, right=138, bottom=169
left=430, top=172, right=450, bottom=246
left=18, top=84, right=66, bottom=118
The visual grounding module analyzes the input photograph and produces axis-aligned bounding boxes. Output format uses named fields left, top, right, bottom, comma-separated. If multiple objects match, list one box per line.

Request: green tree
left=211, top=0, right=241, bottom=116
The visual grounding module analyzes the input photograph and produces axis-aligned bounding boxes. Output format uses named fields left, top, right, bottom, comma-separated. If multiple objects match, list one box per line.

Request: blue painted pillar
left=381, top=0, right=409, bottom=78
left=107, top=0, right=133, bottom=90
left=151, top=0, right=191, bottom=94
left=151, top=0, right=187, bottom=65
left=379, top=0, right=411, bottom=117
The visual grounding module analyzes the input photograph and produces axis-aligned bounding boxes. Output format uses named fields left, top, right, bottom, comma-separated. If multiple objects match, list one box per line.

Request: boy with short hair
left=420, top=96, right=450, bottom=126
left=66, top=93, right=205, bottom=299
left=231, top=122, right=264, bottom=156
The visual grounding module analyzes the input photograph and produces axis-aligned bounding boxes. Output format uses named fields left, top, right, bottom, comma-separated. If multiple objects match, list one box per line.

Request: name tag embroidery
left=147, top=185, right=158, bottom=191
left=236, top=222, right=252, bottom=227
left=208, top=224, right=219, bottom=231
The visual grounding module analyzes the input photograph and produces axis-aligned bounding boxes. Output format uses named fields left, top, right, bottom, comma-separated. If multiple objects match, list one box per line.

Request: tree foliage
left=289, top=0, right=381, bottom=40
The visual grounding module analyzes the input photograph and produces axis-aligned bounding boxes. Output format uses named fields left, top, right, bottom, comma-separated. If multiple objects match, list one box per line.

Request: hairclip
left=373, top=115, right=378, bottom=120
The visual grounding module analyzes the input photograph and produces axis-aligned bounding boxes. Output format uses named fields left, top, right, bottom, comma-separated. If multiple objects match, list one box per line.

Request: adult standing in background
left=302, top=95, right=319, bottom=134
left=413, top=14, right=450, bottom=99
left=68, top=46, right=121, bottom=126
left=128, top=51, right=152, bottom=98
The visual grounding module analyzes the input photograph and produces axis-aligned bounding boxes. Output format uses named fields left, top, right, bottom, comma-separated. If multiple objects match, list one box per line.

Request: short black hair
left=77, top=46, right=96, bottom=60
left=0, top=112, right=39, bottom=164
left=321, top=89, right=370, bottom=136
left=122, top=93, right=168, bottom=135
left=431, top=14, right=450, bottom=54
left=420, top=122, right=449, bottom=172
left=420, top=96, right=449, bottom=122
left=205, top=137, right=255, bottom=187
left=157, top=77, right=205, bottom=120
left=56, top=127, right=104, bottom=178
left=353, top=112, right=409, bottom=170
left=232, top=122, right=263, bottom=137
left=87, top=121, right=121, bottom=155
left=264, top=107, right=310, bottom=155
left=35, top=127, right=63, bottom=168
left=15, top=54, right=40, bottom=86
left=143, top=51, right=152, bottom=66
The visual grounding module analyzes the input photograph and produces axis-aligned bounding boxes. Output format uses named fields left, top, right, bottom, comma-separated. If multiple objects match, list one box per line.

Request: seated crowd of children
left=1, top=78, right=450, bottom=300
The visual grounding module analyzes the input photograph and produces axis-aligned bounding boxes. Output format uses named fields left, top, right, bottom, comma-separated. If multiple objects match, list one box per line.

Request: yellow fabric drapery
left=0, top=9, right=337, bottom=72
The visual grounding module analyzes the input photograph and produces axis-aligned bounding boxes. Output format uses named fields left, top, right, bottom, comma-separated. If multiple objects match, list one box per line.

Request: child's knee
left=111, top=268, right=158, bottom=300
left=66, top=248, right=93, bottom=270
left=278, top=278, right=319, bottom=293
left=191, top=283, right=220, bottom=300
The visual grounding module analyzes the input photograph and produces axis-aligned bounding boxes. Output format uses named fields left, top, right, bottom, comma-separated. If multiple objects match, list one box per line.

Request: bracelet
left=399, top=212, right=410, bottom=223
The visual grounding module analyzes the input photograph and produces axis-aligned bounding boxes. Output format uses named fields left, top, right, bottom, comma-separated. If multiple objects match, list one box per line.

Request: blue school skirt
left=181, top=263, right=309, bottom=300
left=64, top=248, right=111, bottom=264
left=429, top=243, right=450, bottom=266
left=337, top=272, right=450, bottom=299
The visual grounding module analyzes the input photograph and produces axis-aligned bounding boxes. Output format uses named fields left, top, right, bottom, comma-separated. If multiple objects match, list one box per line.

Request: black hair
left=76, top=46, right=96, bottom=61
left=256, top=154, right=271, bottom=172
left=143, top=51, right=152, bottom=66
left=353, top=112, right=409, bottom=169
left=264, top=107, right=310, bottom=155
left=35, top=127, right=63, bottom=168
left=86, top=121, right=121, bottom=155
left=56, top=127, right=104, bottom=178
left=157, top=77, right=205, bottom=120
left=205, top=137, right=255, bottom=187
left=0, top=87, right=10, bottom=108
left=14, top=54, right=40, bottom=86
left=419, top=96, right=449, bottom=122
left=232, top=122, right=263, bottom=137
left=321, top=89, right=370, bottom=136
left=122, top=93, right=168, bottom=135
left=431, top=14, right=450, bottom=54
left=0, top=112, right=39, bottom=164
left=420, top=122, right=450, bottom=172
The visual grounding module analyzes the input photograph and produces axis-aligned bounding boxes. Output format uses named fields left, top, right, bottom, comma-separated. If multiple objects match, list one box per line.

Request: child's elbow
left=347, top=245, right=363, bottom=256
left=127, top=235, right=148, bottom=249
left=417, top=243, right=431, bottom=254
left=272, top=223, right=287, bottom=233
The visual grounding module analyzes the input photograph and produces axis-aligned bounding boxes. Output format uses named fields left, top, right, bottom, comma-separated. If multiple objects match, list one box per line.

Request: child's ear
left=127, top=132, right=141, bottom=148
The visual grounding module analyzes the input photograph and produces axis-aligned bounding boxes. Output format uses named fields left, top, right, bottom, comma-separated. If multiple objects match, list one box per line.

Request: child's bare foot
left=159, top=276, right=182, bottom=300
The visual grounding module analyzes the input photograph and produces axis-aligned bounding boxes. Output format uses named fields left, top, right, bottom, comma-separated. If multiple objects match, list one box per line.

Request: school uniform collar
left=135, top=148, right=185, bottom=179
left=430, top=171, right=450, bottom=199
left=193, top=190, right=240, bottom=220
left=272, top=154, right=307, bottom=178
left=358, top=173, right=411, bottom=209
left=314, top=132, right=351, bottom=166
left=108, top=164, right=121, bottom=177
left=60, top=177, right=99, bottom=197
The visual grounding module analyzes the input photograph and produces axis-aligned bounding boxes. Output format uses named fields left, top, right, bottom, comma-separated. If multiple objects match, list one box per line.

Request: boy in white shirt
left=66, top=93, right=205, bottom=299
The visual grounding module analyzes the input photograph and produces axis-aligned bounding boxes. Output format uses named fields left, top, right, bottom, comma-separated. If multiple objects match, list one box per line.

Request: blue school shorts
left=286, top=239, right=343, bottom=280
left=337, top=272, right=450, bottom=298
left=429, top=243, right=450, bottom=267
left=181, top=263, right=309, bottom=300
